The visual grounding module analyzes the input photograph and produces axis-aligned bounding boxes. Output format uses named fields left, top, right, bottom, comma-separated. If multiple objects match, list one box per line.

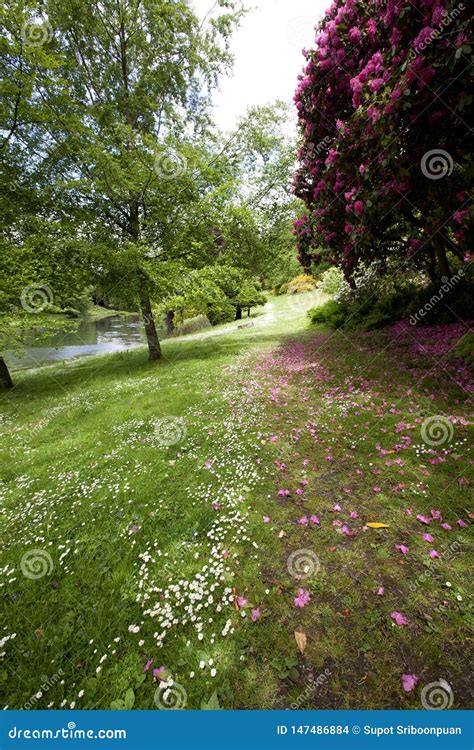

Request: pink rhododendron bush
left=292, top=0, right=473, bottom=285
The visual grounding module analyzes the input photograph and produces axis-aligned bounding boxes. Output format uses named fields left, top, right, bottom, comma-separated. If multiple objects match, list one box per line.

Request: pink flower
left=395, top=544, right=409, bottom=555
left=298, top=515, right=309, bottom=526
left=251, top=608, right=261, bottom=622
left=236, top=596, right=248, bottom=608
left=405, top=508, right=412, bottom=516
left=204, top=459, right=213, bottom=469
left=294, top=588, right=311, bottom=608
left=341, top=524, right=352, bottom=536
left=376, top=586, right=384, bottom=596
left=300, top=479, right=309, bottom=486
left=348, top=27, right=362, bottom=43
left=223, top=549, right=230, bottom=558
left=373, top=486, right=381, bottom=493
left=431, top=509, right=442, bottom=520
left=310, top=514, right=320, bottom=525
left=212, top=501, right=220, bottom=511
left=402, top=673, right=419, bottom=692
left=144, top=658, right=154, bottom=672
left=440, top=523, right=452, bottom=530
left=332, top=503, right=341, bottom=512
left=350, top=511, right=358, bottom=519
left=263, top=515, right=271, bottom=524
left=416, top=514, right=431, bottom=525
left=278, top=489, right=291, bottom=497
left=391, top=611, right=409, bottom=626
left=153, top=666, right=166, bottom=681
left=457, top=519, right=468, bottom=528
left=296, top=488, right=304, bottom=495
left=422, top=533, right=434, bottom=543
left=429, top=549, right=440, bottom=559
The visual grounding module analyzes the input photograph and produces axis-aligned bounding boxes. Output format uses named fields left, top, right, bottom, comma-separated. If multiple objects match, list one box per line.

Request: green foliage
left=316, top=267, right=347, bottom=296
left=287, top=274, right=316, bottom=295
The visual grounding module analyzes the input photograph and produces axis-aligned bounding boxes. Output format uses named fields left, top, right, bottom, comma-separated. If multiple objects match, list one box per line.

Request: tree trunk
left=165, top=310, right=175, bottom=337
left=235, top=305, right=242, bottom=320
left=427, top=247, right=437, bottom=283
left=0, top=356, right=13, bottom=390
left=247, top=308, right=250, bottom=317
left=140, top=292, right=161, bottom=360
left=434, top=236, right=451, bottom=279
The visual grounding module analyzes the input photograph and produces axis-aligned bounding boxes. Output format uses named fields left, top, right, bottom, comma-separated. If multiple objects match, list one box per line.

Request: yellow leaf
left=294, top=630, right=307, bottom=654
left=366, top=522, right=390, bottom=529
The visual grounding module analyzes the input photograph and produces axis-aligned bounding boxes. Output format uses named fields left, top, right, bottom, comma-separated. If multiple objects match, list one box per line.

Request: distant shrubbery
left=274, top=273, right=316, bottom=296
left=315, top=267, right=346, bottom=296
left=308, top=262, right=474, bottom=331
left=175, top=315, right=212, bottom=336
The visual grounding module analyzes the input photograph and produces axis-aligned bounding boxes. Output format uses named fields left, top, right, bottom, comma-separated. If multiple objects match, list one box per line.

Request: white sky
left=192, top=0, right=328, bottom=132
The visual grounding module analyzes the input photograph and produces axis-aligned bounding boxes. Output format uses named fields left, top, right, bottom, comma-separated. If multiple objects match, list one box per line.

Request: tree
left=293, top=0, right=473, bottom=284
left=1, top=0, right=242, bottom=361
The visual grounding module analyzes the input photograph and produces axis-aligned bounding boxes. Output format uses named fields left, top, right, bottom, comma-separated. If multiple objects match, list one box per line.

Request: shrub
left=316, top=267, right=347, bottom=296
left=452, top=333, right=474, bottom=369
left=176, top=315, right=212, bottom=337
left=287, top=274, right=316, bottom=295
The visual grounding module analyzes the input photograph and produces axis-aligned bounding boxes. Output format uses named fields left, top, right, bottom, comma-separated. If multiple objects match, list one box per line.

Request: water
left=5, top=314, right=155, bottom=370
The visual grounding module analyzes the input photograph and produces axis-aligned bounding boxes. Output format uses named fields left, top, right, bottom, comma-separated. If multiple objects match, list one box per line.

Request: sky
left=192, top=0, right=329, bottom=132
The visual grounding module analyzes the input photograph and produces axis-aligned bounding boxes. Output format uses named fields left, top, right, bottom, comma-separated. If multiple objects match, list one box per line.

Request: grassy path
left=0, top=295, right=472, bottom=710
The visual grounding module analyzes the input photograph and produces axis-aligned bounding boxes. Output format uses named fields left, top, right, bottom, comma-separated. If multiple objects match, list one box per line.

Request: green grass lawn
left=0, top=293, right=472, bottom=710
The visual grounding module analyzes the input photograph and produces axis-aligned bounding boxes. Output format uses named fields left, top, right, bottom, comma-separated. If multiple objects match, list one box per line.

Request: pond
left=5, top=314, right=157, bottom=370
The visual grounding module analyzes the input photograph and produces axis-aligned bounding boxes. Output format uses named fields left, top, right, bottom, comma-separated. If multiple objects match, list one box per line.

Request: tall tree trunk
left=0, top=356, right=13, bottom=390
left=140, top=292, right=161, bottom=360
left=434, top=236, right=451, bottom=279
left=427, top=247, right=437, bottom=283
left=165, top=310, right=175, bottom=337
left=235, top=304, right=242, bottom=320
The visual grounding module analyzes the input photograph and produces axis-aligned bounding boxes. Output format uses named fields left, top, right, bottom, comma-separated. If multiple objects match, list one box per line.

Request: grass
left=0, top=292, right=472, bottom=711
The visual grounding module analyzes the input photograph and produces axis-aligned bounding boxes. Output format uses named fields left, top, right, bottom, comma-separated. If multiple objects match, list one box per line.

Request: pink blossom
left=457, top=519, right=468, bottom=528
left=297, top=515, right=309, bottom=526
left=429, top=549, right=440, bottom=559
left=310, top=514, right=320, bottom=525
left=236, top=596, right=248, bottom=608
left=431, top=509, right=442, bottom=520
left=422, top=533, right=434, bottom=543
left=212, top=501, right=220, bottom=511
left=350, top=511, right=358, bottom=519
left=144, top=658, right=154, bottom=672
left=153, top=666, right=166, bottom=681
left=402, top=674, right=419, bottom=692
left=391, top=611, right=409, bottom=626
left=395, top=544, right=409, bottom=555
left=251, top=608, right=261, bottom=622
left=332, top=503, right=341, bottom=512
left=416, top=514, right=431, bottom=525
left=278, top=489, right=291, bottom=497
left=294, top=588, right=311, bottom=608
left=223, top=549, right=230, bottom=558
left=440, top=523, right=452, bottom=530
left=263, top=515, right=271, bottom=524
left=373, top=486, right=381, bottom=493
left=376, top=586, right=384, bottom=596
left=129, top=524, right=140, bottom=534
